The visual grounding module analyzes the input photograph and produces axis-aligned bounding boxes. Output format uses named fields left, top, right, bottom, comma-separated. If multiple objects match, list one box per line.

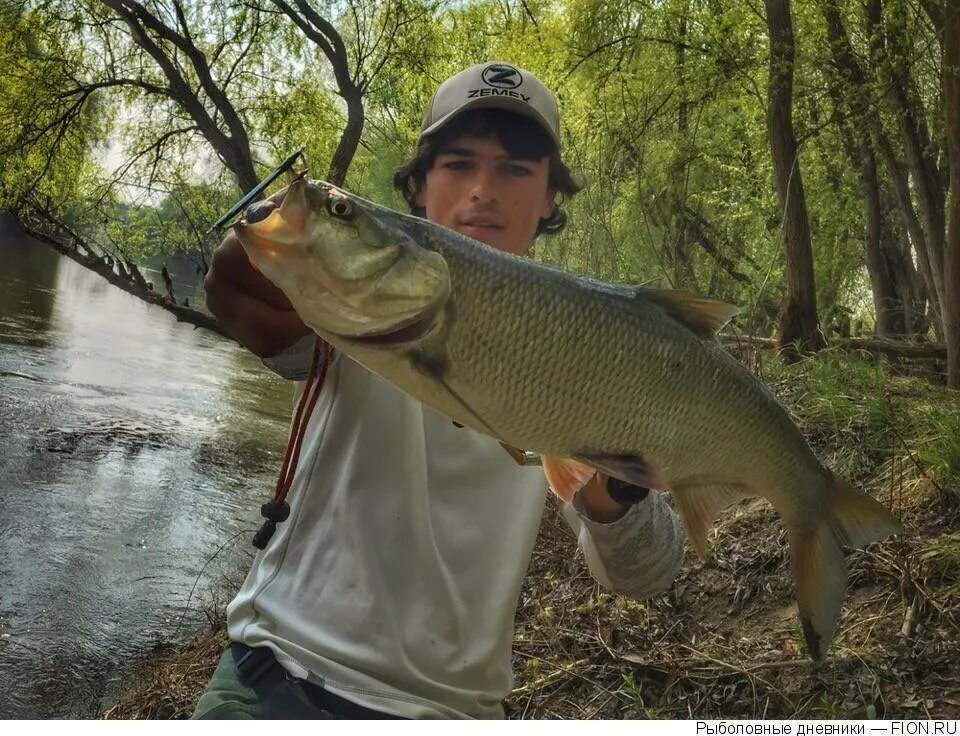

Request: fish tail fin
left=788, top=523, right=847, bottom=660
left=789, top=474, right=902, bottom=659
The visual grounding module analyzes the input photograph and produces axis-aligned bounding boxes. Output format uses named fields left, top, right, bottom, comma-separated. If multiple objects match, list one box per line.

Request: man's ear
left=541, top=186, right=557, bottom=220
left=415, top=178, right=429, bottom=209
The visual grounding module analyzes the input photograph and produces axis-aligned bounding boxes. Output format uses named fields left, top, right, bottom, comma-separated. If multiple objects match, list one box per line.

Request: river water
left=0, top=221, right=294, bottom=718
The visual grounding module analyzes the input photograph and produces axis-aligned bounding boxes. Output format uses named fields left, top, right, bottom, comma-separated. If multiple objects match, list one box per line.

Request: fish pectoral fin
left=788, top=524, right=847, bottom=660
left=575, top=453, right=665, bottom=490
left=670, top=483, right=749, bottom=560
left=409, top=348, right=500, bottom=439
left=542, top=456, right=597, bottom=503
left=638, top=288, right=739, bottom=338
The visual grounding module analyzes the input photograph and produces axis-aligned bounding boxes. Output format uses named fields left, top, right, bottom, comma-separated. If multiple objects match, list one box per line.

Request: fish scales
left=415, top=220, right=816, bottom=509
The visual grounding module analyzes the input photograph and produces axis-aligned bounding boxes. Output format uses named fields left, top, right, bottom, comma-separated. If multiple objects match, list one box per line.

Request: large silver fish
left=235, top=178, right=902, bottom=659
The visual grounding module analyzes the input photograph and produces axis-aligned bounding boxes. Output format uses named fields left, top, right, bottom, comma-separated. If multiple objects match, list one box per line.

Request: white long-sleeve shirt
left=226, top=335, right=683, bottom=718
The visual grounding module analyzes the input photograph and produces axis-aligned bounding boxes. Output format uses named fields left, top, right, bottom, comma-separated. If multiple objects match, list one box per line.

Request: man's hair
left=393, top=109, right=583, bottom=236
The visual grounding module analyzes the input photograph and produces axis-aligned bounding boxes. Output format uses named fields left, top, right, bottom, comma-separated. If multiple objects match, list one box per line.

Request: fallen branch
left=722, top=334, right=946, bottom=359
left=17, top=206, right=229, bottom=340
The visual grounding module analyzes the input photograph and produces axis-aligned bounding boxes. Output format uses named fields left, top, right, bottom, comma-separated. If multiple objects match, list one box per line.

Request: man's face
left=416, top=134, right=556, bottom=256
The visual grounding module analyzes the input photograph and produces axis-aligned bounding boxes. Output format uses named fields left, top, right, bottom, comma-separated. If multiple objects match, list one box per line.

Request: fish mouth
left=337, top=302, right=443, bottom=348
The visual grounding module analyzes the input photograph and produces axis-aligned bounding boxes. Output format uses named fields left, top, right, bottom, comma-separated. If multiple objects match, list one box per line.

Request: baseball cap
left=419, top=62, right=561, bottom=149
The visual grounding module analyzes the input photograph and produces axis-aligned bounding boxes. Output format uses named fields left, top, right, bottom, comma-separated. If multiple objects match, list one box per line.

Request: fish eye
left=327, top=195, right=353, bottom=219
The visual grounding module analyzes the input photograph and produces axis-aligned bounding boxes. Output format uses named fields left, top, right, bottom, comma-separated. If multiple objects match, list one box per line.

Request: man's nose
left=469, top=166, right=498, bottom=203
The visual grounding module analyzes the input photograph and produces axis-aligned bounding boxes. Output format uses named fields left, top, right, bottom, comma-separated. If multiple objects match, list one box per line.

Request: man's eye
left=507, top=164, right=532, bottom=176
left=441, top=160, right=471, bottom=170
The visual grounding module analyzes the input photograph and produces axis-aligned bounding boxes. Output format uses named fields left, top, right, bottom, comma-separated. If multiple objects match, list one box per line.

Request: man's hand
left=204, top=231, right=311, bottom=357
left=577, top=473, right=631, bottom=523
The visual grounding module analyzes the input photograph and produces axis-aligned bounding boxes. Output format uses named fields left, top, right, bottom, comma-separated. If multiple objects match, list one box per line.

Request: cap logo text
left=467, top=88, right=531, bottom=102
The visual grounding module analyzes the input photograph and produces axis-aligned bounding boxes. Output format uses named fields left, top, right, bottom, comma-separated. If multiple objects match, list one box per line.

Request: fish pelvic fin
left=575, top=453, right=665, bottom=490
left=789, top=474, right=902, bottom=660
left=671, top=483, right=749, bottom=560
left=542, top=456, right=597, bottom=503
left=639, top=288, right=739, bottom=338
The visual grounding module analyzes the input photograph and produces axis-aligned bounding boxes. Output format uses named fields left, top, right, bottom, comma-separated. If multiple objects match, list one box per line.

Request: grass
left=918, top=533, right=960, bottom=591
left=618, top=673, right=661, bottom=719
left=764, top=350, right=896, bottom=478
left=921, top=413, right=960, bottom=503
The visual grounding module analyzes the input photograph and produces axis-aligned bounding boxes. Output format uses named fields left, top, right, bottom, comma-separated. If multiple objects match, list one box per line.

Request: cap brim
left=419, top=96, right=561, bottom=149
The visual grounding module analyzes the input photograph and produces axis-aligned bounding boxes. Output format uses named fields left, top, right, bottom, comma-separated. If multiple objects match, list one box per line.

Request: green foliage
left=766, top=349, right=960, bottom=492
left=4, top=0, right=954, bottom=350
left=102, top=179, right=235, bottom=261
left=0, top=4, right=100, bottom=211
left=768, top=350, right=889, bottom=426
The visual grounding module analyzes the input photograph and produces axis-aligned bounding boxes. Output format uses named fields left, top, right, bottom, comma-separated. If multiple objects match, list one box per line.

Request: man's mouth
left=458, top=220, right=505, bottom=233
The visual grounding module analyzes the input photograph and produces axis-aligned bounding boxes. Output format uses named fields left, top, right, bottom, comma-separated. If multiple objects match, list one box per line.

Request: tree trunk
left=878, top=187, right=927, bottom=336
left=722, top=334, right=946, bottom=360
left=867, top=0, right=948, bottom=330
left=328, top=90, right=365, bottom=187
left=99, top=0, right=259, bottom=193
left=942, top=0, right=960, bottom=387
left=19, top=206, right=227, bottom=338
left=821, top=0, right=923, bottom=338
left=861, top=148, right=908, bottom=336
left=765, top=0, right=824, bottom=354
left=672, top=11, right=696, bottom=290
left=874, top=133, right=942, bottom=333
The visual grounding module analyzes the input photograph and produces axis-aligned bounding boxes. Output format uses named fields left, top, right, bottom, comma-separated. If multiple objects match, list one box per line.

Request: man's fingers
left=210, top=232, right=295, bottom=312
left=206, top=285, right=311, bottom=358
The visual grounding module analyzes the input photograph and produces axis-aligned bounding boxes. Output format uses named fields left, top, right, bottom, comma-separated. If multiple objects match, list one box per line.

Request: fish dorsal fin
left=637, top=288, right=739, bottom=338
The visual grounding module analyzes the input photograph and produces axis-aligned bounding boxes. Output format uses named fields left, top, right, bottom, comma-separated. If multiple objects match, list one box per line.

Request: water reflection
left=0, top=220, right=294, bottom=718
left=0, top=222, right=60, bottom=350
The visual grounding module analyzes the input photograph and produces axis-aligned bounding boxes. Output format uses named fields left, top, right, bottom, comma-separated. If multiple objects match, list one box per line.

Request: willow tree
left=0, top=4, right=100, bottom=213
left=3, top=0, right=432, bottom=333
left=819, top=0, right=925, bottom=339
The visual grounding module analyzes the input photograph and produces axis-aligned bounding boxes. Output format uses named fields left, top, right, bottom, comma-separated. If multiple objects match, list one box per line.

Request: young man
left=197, top=62, right=684, bottom=719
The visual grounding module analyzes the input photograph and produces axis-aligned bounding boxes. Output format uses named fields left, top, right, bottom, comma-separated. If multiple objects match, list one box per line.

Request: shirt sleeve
left=560, top=489, right=684, bottom=600
left=260, top=333, right=318, bottom=380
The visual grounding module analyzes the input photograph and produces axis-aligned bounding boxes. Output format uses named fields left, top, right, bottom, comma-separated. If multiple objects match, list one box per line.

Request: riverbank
left=103, top=352, right=960, bottom=719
